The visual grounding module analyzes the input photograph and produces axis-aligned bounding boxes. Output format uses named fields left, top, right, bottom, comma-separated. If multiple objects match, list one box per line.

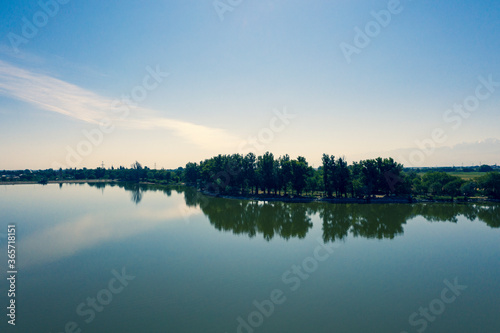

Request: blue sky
left=0, top=0, right=499, bottom=169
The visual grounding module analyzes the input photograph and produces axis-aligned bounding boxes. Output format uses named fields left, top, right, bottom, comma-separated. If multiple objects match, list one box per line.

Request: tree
left=409, top=173, right=424, bottom=195
left=279, top=154, right=293, bottom=196
left=227, top=154, right=244, bottom=193
left=305, top=168, right=322, bottom=196
left=478, top=172, right=500, bottom=199
left=421, top=172, right=457, bottom=196
left=350, top=162, right=364, bottom=198
left=95, top=167, right=106, bottom=179
left=479, top=165, right=493, bottom=172
left=336, top=157, right=350, bottom=198
left=429, top=182, right=443, bottom=196
left=322, top=154, right=335, bottom=197
left=443, top=179, right=465, bottom=199
left=243, top=153, right=257, bottom=194
left=395, top=172, right=415, bottom=196
left=291, top=156, right=309, bottom=196
left=257, top=152, right=275, bottom=194
left=460, top=181, right=476, bottom=198
left=361, top=159, right=378, bottom=197
left=377, top=158, right=404, bottom=195
left=184, top=162, right=199, bottom=185
left=131, top=161, right=146, bottom=181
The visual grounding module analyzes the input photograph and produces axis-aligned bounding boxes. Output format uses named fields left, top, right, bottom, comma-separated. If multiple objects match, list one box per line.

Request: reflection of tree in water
left=412, top=203, right=496, bottom=224
left=414, top=204, right=463, bottom=223
left=86, top=183, right=500, bottom=239
left=281, top=205, right=312, bottom=240
left=255, top=203, right=313, bottom=240
left=476, top=204, right=500, bottom=228
left=183, top=187, right=205, bottom=208
left=86, top=182, right=178, bottom=204
left=191, top=197, right=499, bottom=240
left=120, top=183, right=143, bottom=204
left=320, top=204, right=414, bottom=242
left=190, top=197, right=313, bottom=241
left=350, top=204, right=414, bottom=240
left=91, top=182, right=107, bottom=189
left=179, top=187, right=313, bottom=240
left=130, top=188, right=142, bottom=204
left=320, top=204, right=357, bottom=242
left=320, top=203, right=500, bottom=242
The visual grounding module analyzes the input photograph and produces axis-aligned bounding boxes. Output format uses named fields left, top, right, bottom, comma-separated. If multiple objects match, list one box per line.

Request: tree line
left=183, top=152, right=500, bottom=200
left=1, top=153, right=499, bottom=200
left=1, top=162, right=183, bottom=184
left=184, top=153, right=410, bottom=198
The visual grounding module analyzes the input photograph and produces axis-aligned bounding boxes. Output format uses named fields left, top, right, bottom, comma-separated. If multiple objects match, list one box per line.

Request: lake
left=0, top=183, right=499, bottom=332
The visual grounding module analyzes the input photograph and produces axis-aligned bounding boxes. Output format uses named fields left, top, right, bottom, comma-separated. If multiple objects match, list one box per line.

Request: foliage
left=2, top=156, right=498, bottom=201
left=478, top=172, right=500, bottom=199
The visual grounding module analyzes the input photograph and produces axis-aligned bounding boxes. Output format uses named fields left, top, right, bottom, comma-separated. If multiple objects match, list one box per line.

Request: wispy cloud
left=0, top=44, right=45, bottom=63
left=0, top=59, right=239, bottom=149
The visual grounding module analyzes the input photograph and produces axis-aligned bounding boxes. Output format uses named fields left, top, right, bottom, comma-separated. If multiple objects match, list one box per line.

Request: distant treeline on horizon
left=2, top=152, right=500, bottom=200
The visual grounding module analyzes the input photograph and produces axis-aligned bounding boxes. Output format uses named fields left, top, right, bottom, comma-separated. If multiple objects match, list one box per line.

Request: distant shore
left=199, top=191, right=411, bottom=204
left=0, top=179, right=116, bottom=185
left=2, top=180, right=498, bottom=204
left=198, top=190, right=500, bottom=205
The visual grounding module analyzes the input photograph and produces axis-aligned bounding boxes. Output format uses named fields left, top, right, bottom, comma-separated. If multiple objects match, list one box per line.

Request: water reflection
left=205, top=200, right=311, bottom=240
left=475, top=204, right=500, bottom=228
left=19, top=183, right=190, bottom=268
left=319, top=204, right=411, bottom=242
left=12, top=183, right=500, bottom=269
left=90, top=183, right=500, bottom=241
left=87, top=182, right=174, bottom=204
left=175, top=186, right=500, bottom=241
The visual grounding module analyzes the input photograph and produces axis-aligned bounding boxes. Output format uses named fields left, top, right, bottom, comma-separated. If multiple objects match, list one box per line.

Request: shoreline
left=198, top=190, right=500, bottom=205
left=2, top=180, right=498, bottom=204
left=0, top=179, right=117, bottom=185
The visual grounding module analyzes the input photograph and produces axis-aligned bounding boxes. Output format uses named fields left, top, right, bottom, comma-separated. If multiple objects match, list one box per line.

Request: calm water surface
left=0, top=183, right=499, bottom=332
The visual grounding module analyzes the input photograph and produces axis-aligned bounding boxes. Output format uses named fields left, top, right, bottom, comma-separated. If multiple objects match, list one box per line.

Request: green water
left=0, top=183, right=499, bottom=332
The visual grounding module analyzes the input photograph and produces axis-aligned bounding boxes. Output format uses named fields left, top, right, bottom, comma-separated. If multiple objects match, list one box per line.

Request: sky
left=0, top=0, right=499, bottom=170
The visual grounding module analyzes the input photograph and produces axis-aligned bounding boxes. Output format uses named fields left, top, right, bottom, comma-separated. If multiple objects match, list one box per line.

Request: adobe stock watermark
left=52, top=65, right=169, bottom=170
left=237, top=107, right=296, bottom=156
left=340, top=0, right=406, bottom=64
left=213, top=0, right=244, bottom=22
left=398, top=75, right=499, bottom=167
left=233, top=238, right=339, bottom=333
left=7, top=0, right=71, bottom=54
left=400, top=277, right=467, bottom=333
left=50, top=267, right=135, bottom=333
left=204, top=107, right=295, bottom=193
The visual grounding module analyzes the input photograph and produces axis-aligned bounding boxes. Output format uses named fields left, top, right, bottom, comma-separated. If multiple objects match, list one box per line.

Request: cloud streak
left=0, top=60, right=239, bottom=149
